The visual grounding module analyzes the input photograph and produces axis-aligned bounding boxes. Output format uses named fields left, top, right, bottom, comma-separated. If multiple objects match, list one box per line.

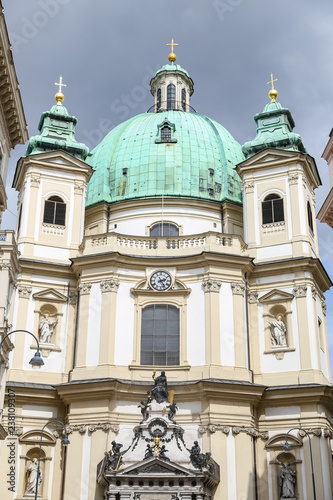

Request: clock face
left=150, top=271, right=172, bottom=291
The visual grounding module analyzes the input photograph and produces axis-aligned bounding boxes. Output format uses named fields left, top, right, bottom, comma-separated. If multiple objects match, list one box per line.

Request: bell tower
left=12, top=80, right=92, bottom=263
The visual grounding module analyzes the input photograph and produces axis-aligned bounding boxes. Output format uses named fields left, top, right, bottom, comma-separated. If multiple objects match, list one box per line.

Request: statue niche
left=267, top=306, right=288, bottom=348
left=38, top=305, right=58, bottom=345
left=24, top=449, right=44, bottom=497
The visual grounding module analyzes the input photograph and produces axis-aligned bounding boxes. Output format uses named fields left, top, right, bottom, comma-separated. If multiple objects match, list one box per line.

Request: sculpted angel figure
left=267, top=314, right=287, bottom=346
left=39, top=312, right=58, bottom=343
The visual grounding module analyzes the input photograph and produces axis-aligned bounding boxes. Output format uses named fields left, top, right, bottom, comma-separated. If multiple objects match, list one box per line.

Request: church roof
left=26, top=102, right=89, bottom=161
left=86, top=110, right=244, bottom=207
left=242, top=100, right=307, bottom=159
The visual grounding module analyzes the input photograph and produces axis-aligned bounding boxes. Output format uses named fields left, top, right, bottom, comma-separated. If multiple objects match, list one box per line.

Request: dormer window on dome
left=155, top=119, right=177, bottom=144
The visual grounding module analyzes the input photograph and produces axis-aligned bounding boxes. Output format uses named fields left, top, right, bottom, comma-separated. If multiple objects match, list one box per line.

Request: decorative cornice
left=78, top=282, right=92, bottom=296
left=202, top=279, right=222, bottom=293
left=199, top=424, right=230, bottom=435
left=293, top=285, right=307, bottom=298
left=231, top=282, right=246, bottom=296
left=100, top=279, right=120, bottom=293
left=232, top=426, right=268, bottom=440
left=17, top=286, right=32, bottom=299
left=66, top=423, right=119, bottom=435
left=247, top=291, right=258, bottom=304
left=299, top=428, right=322, bottom=438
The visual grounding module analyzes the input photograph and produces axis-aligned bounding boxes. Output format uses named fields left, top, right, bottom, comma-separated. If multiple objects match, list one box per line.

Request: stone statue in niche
left=267, top=314, right=287, bottom=347
left=279, top=462, right=296, bottom=498
left=39, top=312, right=58, bottom=344
left=25, top=457, right=42, bottom=494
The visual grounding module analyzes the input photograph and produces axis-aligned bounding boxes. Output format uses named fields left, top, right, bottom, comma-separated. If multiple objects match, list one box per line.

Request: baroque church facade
left=1, top=43, right=333, bottom=500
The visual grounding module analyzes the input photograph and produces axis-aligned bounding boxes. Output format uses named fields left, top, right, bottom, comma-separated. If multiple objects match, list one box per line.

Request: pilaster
left=99, top=279, right=119, bottom=366
left=203, top=279, right=221, bottom=365
left=75, top=282, right=92, bottom=368
left=231, top=282, right=247, bottom=369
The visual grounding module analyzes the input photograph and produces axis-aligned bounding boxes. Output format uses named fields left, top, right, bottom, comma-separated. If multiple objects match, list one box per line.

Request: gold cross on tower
left=267, top=73, right=278, bottom=103
left=167, top=38, right=178, bottom=63
left=54, top=75, right=67, bottom=105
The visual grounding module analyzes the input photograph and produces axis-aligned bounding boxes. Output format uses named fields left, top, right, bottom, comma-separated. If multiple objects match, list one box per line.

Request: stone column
left=231, top=282, right=247, bottom=369
left=203, top=279, right=221, bottom=365
left=99, top=279, right=119, bottom=366
left=75, top=282, right=92, bottom=367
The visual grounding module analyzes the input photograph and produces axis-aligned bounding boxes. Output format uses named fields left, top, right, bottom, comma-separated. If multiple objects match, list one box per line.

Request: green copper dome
left=86, top=111, right=244, bottom=208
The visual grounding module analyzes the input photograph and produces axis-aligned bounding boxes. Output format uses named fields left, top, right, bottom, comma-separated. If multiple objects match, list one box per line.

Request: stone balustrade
left=81, top=231, right=248, bottom=257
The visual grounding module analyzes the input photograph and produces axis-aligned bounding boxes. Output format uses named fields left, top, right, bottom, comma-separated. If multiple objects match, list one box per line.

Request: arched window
left=181, top=88, right=186, bottom=111
left=141, top=304, right=180, bottom=366
left=160, top=125, right=171, bottom=142
left=167, top=84, right=176, bottom=111
left=157, top=88, right=161, bottom=111
left=43, top=196, right=66, bottom=226
left=150, top=223, right=179, bottom=237
left=262, top=193, right=284, bottom=224
left=307, top=201, right=314, bottom=233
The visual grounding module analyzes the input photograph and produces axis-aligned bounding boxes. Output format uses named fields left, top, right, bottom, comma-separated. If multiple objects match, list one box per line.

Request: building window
left=307, top=201, right=314, bottom=233
left=262, top=194, right=284, bottom=224
left=167, top=84, right=176, bottom=111
left=181, top=88, right=186, bottom=111
left=150, top=222, right=179, bottom=237
left=160, top=125, right=172, bottom=142
left=157, top=88, right=161, bottom=111
left=43, top=196, right=66, bottom=226
left=141, top=304, right=180, bottom=366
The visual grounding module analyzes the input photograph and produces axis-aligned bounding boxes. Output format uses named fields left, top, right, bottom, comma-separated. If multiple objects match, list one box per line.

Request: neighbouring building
left=0, top=43, right=332, bottom=500
left=0, top=0, right=28, bottom=441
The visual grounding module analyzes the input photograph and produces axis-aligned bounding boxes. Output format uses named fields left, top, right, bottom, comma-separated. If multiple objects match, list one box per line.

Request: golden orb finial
left=268, top=88, right=278, bottom=102
left=154, top=434, right=160, bottom=446
left=54, top=75, right=67, bottom=106
left=167, top=38, right=178, bottom=63
left=55, top=92, right=65, bottom=105
left=267, top=73, right=278, bottom=102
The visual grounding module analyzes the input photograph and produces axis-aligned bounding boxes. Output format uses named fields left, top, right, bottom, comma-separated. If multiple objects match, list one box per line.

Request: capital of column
left=247, top=291, right=258, bottom=303
left=293, top=285, right=307, bottom=298
left=18, top=286, right=32, bottom=299
left=202, top=279, right=222, bottom=293
left=231, top=282, right=245, bottom=296
left=78, top=282, right=92, bottom=295
left=100, top=279, right=120, bottom=293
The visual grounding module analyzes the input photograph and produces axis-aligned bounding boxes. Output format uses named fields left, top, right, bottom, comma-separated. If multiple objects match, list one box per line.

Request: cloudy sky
left=3, top=0, right=333, bottom=364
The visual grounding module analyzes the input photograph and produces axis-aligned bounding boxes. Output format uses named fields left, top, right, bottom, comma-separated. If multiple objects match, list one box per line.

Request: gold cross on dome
left=267, top=73, right=277, bottom=90
left=54, top=75, right=67, bottom=94
left=167, top=38, right=178, bottom=53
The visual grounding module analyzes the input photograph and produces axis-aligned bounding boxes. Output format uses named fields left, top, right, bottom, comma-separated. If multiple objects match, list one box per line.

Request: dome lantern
left=150, top=40, right=194, bottom=113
